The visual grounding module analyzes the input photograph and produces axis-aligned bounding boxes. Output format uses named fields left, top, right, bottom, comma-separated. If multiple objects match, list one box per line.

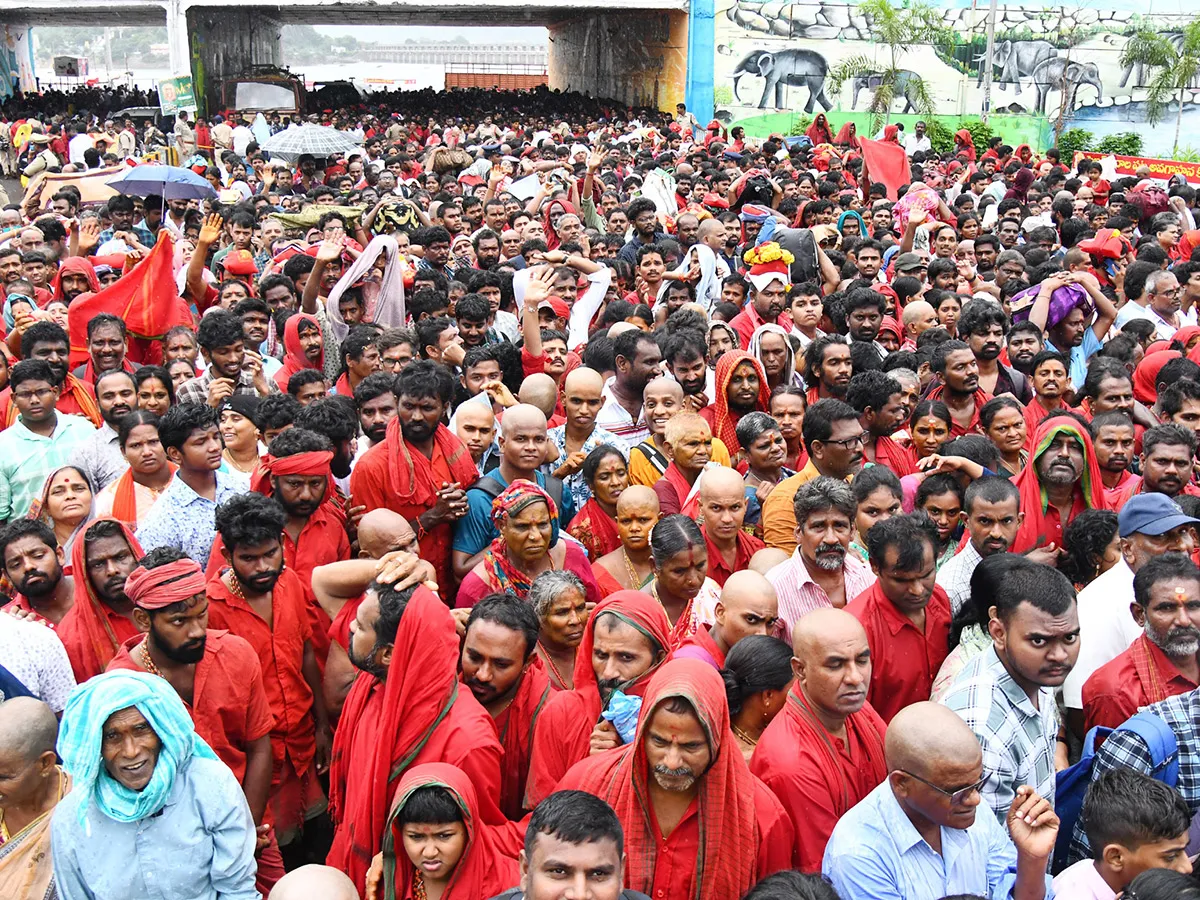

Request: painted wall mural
left=713, top=0, right=1200, bottom=156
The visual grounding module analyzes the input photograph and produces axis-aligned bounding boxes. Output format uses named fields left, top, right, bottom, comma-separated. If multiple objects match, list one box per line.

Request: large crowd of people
left=2, top=82, right=1200, bottom=900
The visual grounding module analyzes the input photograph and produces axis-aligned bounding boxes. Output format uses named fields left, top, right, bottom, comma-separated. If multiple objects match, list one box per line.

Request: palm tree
left=1120, top=21, right=1200, bottom=156
left=827, top=0, right=956, bottom=133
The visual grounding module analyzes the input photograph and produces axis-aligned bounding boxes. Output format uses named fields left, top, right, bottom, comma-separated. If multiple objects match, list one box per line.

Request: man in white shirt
left=0, top=613, right=76, bottom=712
left=67, top=124, right=94, bottom=166
left=903, top=121, right=932, bottom=156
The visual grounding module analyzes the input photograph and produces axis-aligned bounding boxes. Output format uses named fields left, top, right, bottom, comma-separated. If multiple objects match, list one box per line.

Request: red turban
left=125, top=559, right=207, bottom=609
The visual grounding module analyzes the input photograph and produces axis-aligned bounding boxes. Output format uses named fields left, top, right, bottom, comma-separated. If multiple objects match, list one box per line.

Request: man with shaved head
left=675, top=570, right=779, bottom=668
left=824, top=702, right=1058, bottom=900
left=453, top=400, right=499, bottom=471
left=549, top=367, right=629, bottom=513
left=270, top=864, right=357, bottom=899
left=699, top=464, right=765, bottom=586
left=452, top=402, right=574, bottom=581
left=0, top=697, right=66, bottom=899
left=517, top=373, right=562, bottom=423
left=751, top=607, right=886, bottom=871
left=594, top=484, right=661, bottom=595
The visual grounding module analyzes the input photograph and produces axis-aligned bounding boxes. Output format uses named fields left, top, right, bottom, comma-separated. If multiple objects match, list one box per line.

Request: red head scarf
left=954, top=129, right=978, bottom=162
left=381, top=763, right=519, bottom=900
left=1175, top=325, right=1200, bottom=354
left=51, top=257, right=100, bottom=303
left=1133, top=349, right=1181, bottom=404
left=710, top=351, right=770, bottom=456
left=563, top=658, right=761, bottom=900
left=1011, top=417, right=1106, bottom=553
left=273, top=313, right=324, bottom=391
left=833, top=122, right=860, bottom=149
left=124, top=559, right=206, bottom=609
left=542, top=198, right=577, bottom=252
left=805, top=115, right=833, bottom=146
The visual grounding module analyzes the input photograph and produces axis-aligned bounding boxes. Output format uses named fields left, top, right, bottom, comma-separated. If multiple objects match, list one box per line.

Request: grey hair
left=528, top=569, right=587, bottom=621
left=791, top=475, right=856, bottom=527
left=888, top=367, right=918, bottom=386
left=735, top=412, right=781, bottom=452
left=1145, top=268, right=1179, bottom=295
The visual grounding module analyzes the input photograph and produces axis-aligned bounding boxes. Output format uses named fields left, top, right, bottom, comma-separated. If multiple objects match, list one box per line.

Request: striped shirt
left=765, top=547, right=875, bottom=644
left=594, top=377, right=650, bottom=445
left=940, top=645, right=1058, bottom=828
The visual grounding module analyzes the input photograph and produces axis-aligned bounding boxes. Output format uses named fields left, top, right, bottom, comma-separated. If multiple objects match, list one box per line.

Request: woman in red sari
left=567, top=445, right=628, bottom=562
left=273, top=313, right=325, bottom=392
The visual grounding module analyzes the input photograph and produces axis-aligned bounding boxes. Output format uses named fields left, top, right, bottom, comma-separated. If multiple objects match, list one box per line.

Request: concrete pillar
left=186, top=6, right=282, bottom=115
left=547, top=9, right=688, bottom=111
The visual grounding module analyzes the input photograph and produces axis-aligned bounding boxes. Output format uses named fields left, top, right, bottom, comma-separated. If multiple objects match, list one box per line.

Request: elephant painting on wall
left=851, top=70, right=926, bottom=113
left=975, top=39, right=1057, bottom=95
left=731, top=48, right=834, bottom=111
left=1031, top=57, right=1102, bottom=115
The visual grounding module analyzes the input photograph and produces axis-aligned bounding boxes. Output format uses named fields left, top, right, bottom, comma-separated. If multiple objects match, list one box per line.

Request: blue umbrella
left=106, top=164, right=217, bottom=201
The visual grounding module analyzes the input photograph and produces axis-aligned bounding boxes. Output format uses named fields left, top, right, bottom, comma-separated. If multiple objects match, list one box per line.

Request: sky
left=312, top=24, right=548, bottom=44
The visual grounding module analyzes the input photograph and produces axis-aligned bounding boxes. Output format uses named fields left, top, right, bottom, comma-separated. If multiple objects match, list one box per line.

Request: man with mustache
left=1090, top=412, right=1138, bottom=500
left=0, top=519, right=75, bottom=627
left=1083, top=554, right=1200, bottom=731
left=556, top=659, right=794, bottom=897
left=460, top=592, right=549, bottom=820
left=69, top=370, right=136, bottom=491
left=752, top=607, right=886, bottom=872
left=1022, top=351, right=1073, bottom=437
left=958, top=299, right=1030, bottom=401
left=803, top=336, right=853, bottom=404
left=936, top=477, right=1023, bottom=616
left=730, top=247, right=793, bottom=352
left=1066, top=495, right=1200, bottom=738
left=941, top=556, right=1079, bottom=825
left=107, top=546, right=280, bottom=893
left=206, top=492, right=332, bottom=868
left=925, top=340, right=989, bottom=438
left=1108, top=424, right=1197, bottom=508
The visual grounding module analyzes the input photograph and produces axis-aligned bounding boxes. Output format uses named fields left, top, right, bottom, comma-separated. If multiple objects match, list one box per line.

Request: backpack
left=1053, top=711, right=1179, bottom=873
left=473, top=474, right=565, bottom=517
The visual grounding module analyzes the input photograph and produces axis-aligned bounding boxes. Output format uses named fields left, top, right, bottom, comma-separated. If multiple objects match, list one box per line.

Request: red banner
left=1075, top=151, right=1200, bottom=185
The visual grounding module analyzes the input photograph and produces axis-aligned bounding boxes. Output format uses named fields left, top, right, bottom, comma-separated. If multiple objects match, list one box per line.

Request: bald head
left=0, top=696, right=58, bottom=762
left=269, top=865, right=357, bottom=900
left=356, top=509, right=416, bottom=560
left=792, top=607, right=866, bottom=659
left=749, top=547, right=789, bottom=575
left=700, top=465, right=746, bottom=503
left=643, top=375, right=684, bottom=403
left=607, top=321, right=639, bottom=340
left=886, top=701, right=982, bottom=774
left=516, top=377, right=558, bottom=418
left=454, top=401, right=495, bottom=430
left=501, top=402, right=549, bottom=438
left=563, top=366, right=604, bottom=397
left=901, top=300, right=935, bottom=333
left=714, top=570, right=779, bottom=652
left=616, top=484, right=659, bottom=517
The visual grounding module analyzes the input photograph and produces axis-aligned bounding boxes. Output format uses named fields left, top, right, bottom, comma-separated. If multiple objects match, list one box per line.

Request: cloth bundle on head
left=1008, top=280, right=1092, bottom=329
left=1134, top=349, right=1181, bottom=404
left=892, top=182, right=940, bottom=234
left=57, top=671, right=218, bottom=824
left=739, top=203, right=776, bottom=246
left=325, top=234, right=407, bottom=342
left=743, top=241, right=794, bottom=292
left=124, top=558, right=206, bottom=609
left=491, top=479, right=559, bottom=540
left=1077, top=229, right=1133, bottom=261
left=661, top=243, right=719, bottom=314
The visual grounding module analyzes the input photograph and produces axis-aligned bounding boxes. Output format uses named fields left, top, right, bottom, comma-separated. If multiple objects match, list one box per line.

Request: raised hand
left=198, top=212, right=223, bottom=248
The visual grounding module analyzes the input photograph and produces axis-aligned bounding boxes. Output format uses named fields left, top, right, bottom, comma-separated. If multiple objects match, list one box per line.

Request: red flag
left=68, top=231, right=193, bottom=367
left=858, top=137, right=909, bottom=201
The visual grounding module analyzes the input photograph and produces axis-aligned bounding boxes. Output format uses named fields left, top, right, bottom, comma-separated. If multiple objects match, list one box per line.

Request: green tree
left=827, top=0, right=956, bottom=133
left=1119, top=21, right=1200, bottom=156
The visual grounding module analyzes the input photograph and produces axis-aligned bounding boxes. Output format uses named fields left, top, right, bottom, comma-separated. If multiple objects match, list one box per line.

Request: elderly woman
left=736, top=412, right=794, bottom=536
left=28, top=466, right=93, bottom=567
left=566, top=444, right=629, bottom=562
left=648, top=513, right=723, bottom=648
left=528, top=569, right=589, bottom=692
left=980, top=395, right=1028, bottom=478
left=457, top=480, right=600, bottom=608
left=93, top=412, right=175, bottom=526
left=50, top=671, right=258, bottom=900
left=748, top=323, right=802, bottom=392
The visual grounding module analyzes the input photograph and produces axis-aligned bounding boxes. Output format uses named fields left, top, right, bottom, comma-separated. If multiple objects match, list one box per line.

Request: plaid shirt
left=941, top=645, right=1058, bottom=828
left=1069, top=688, right=1200, bottom=864
left=935, top=541, right=983, bottom=616
left=175, top=367, right=276, bottom=406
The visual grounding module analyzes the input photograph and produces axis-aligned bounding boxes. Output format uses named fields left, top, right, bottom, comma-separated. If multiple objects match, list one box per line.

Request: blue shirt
left=135, top=470, right=250, bottom=569
left=452, top=469, right=577, bottom=556
left=1046, top=328, right=1102, bottom=392
left=52, top=756, right=258, bottom=900
left=822, top=780, right=1053, bottom=900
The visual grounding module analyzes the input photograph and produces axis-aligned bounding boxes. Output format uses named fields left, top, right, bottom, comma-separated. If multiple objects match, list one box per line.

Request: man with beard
left=549, top=367, right=628, bottom=513
left=1022, top=350, right=1073, bottom=436
left=766, top=477, right=875, bottom=642
left=763, top=400, right=866, bottom=555
left=73, top=313, right=138, bottom=386
left=351, top=361, right=476, bottom=598
left=1005, top=321, right=1044, bottom=378
left=664, top=331, right=710, bottom=412
left=840, top=240, right=883, bottom=289
left=1066, top=494, right=1200, bottom=738
left=1030, top=270, right=1116, bottom=392
left=0, top=519, right=75, bottom=626
left=353, top=372, right=399, bottom=456
left=525, top=591, right=672, bottom=809
left=936, top=477, right=1022, bottom=614
left=846, top=370, right=915, bottom=476
left=616, top=198, right=669, bottom=265
left=49, top=256, right=99, bottom=303
left=698, top=466, right=765, bottom=587
left=803, top=336, right=853, bottom=404
left=958, top=299, right=1029, bottom=401
left=751, top=608, right=886, bottom=871
left=473, top=229, right=502, bottom=270
left=1090, top=412, right=1138, bottom=500
left=207, top=492, right=332, bottom=865
left=1109, top=424, right=1197, bottom=507
left=55, top=518, right=143, bottom=680
left=942, top=557, right=1079, bottom=823
left=1082, top=553, right=1200, bottom=730
left=843, top=290, right=887, bottom=359
left=0, top=322, right=102, bottom=427
left=69, top=370, right=135, bottom=491
left=925, top=341, right=989, bottom=437
left=107, top=547, right=280, bottom=893
left=595, top=329, right=664, bottom=445
left=460, top=592, right=550, bottom=819
left=556, top=659, right=794, bottom=897
left=730, top=247, right=791, bottom=351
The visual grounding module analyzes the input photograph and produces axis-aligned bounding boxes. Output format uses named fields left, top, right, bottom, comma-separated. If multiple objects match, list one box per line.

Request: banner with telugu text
left=1075, top=151, right=1200, bottom=186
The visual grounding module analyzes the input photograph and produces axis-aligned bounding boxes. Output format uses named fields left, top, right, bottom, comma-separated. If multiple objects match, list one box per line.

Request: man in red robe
left=56, top=518, right=142, bottom=680
left=106, top=548, right=281, bottom=893
left=1083, top=553, right=1200, bottom=731
left=846, top=515, right=951, bottom=723
left=652, top=411, right=711, bottom=517
left=698, top=466, right=764, bottom=586
left=557, top=658, right=795, bottom=898
left=925, top=341, right=991, bottom=437
left=524, top=590, right=671, bottom=809
left=460, top=593, right=550, bottom=820
left=326, top=580, right=505, bottom=893
left=1011, top=416, right=1106, bottom=553
left=750, top=607, right=887, bottom=872
left=205, top=493, right=332, bottom=862
left=673, top=570, right=780, bottom=669
left=846, top=370, right=916, bottom=477
left=349, top=359, right=477, bottom=598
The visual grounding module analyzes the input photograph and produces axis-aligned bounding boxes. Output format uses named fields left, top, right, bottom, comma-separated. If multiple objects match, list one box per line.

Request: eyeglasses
left=899, top=768, right=990, bottom=805
left=820, top=431, right=869, bottom=450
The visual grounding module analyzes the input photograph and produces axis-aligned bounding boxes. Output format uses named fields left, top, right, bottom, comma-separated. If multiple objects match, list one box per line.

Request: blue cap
left=1117, top=493, right=1200, bottom=538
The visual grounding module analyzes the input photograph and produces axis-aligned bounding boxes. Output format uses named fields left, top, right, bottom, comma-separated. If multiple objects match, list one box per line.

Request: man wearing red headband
left=107, top=546, right=282, bottom=894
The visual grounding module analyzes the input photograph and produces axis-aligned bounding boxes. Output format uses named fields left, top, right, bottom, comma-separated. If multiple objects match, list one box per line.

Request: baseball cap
left=537, top=298, right=571, bottom=320
left=1117, top=493, right=1200, bottom=538
left=894, top=252, right=926, bottom=273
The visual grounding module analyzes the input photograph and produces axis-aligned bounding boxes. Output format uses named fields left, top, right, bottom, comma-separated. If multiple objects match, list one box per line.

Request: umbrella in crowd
left=106, top=164, right=217, bottom=201
left=260, top=124, right=362, bottom=162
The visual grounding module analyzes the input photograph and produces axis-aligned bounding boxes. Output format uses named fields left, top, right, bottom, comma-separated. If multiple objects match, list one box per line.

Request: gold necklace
left=538, top=643, right=571, bottom=689
left=138, top=639, right=164, bottom=679
left=622, top=549, right=644, bottom=587
left=732, top=723, right=759, bottom=747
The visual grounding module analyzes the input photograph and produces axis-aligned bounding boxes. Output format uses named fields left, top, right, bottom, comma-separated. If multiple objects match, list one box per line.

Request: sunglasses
left=899, top=769, right=990, bottom=805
